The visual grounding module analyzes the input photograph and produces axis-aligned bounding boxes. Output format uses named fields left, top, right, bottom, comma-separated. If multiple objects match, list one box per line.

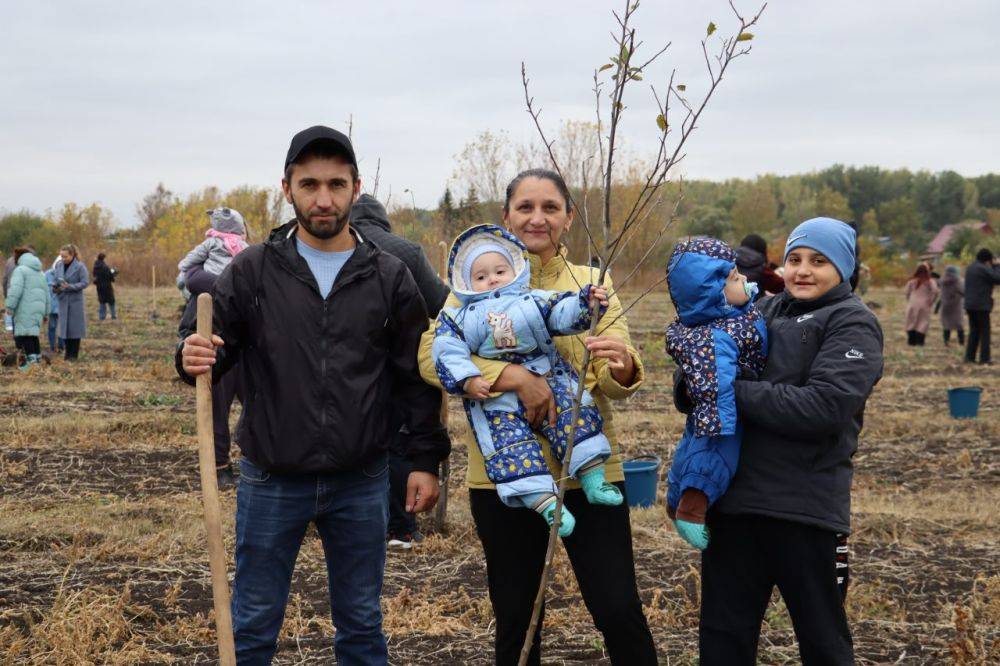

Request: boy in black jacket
left=676, top=217, right=883, bottom=665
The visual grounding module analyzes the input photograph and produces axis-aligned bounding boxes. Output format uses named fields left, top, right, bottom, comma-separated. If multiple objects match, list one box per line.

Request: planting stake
left=195, top=294, right=236, bottom=665
left=434, top=240, right=451, bottom=533
left=150, top=265, right=159, bottom=320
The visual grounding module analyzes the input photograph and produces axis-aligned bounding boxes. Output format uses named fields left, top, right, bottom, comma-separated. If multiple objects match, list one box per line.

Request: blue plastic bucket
left=948, top=387, right=982, bottom=419
left=623, top=456, right=660, bottom=508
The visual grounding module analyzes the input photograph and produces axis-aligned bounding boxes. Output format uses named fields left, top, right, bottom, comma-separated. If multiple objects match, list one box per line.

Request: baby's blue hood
left=447, top=224, right=531, bottom=305
left=667, top=237, right=750, bottom=326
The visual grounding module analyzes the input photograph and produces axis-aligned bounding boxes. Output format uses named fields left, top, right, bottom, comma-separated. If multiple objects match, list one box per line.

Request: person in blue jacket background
left=44, top=263, right=63, bottom=353
left=432, top=224, right=621, bottom=536
left=664, top=237, right=767, bottom=549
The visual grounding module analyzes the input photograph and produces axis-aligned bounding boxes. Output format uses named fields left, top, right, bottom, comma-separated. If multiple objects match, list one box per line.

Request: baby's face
left=723, top=267, right=750, bottom=306
left=470, top=252, right=515, bottom=292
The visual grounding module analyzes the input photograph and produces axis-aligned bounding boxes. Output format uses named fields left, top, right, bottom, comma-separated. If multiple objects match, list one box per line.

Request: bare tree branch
left=515, top=5, right=764, bottom=662
left=595, top=273, right=669, bottom=336
left=521, top=63, right=605, bottom=265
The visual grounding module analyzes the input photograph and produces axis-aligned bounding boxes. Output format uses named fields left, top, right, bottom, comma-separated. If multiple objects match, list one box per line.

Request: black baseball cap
left=284, top=125, right=357, bottom=172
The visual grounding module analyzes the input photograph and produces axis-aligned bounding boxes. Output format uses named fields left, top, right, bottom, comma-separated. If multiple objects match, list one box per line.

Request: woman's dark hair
left=976, top=247, right=994, bottom=263
left=503, top=169, right=573, bottom=214
left=97, top=252, right=106, bottom=261
left=12, top=246, right=31, bottom=263
left=739, top=233, right=768, bottom=257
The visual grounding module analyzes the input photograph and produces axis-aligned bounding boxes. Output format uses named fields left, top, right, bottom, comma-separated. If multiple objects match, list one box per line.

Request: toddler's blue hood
left=667, top=237, right=748, bottom=326
left=447, top=224, right=531, bottom=305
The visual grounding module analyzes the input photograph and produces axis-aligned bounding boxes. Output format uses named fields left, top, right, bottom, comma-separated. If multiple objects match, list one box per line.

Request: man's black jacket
left=349, top=194, right=449, bottom=317
left=175, top=221, right=449, bottom=475
left=963, top=260, right=1000, bottom=312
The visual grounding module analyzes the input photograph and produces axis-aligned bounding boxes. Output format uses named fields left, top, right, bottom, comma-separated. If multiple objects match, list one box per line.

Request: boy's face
left=470, top=252, right=515, bottom=292
left=723, top=267, right=750, bottom=306
left=784, top=248, right=841, bottom=300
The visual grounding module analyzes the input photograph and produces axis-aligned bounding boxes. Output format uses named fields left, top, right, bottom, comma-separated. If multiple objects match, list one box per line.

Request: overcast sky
left=1, top=0, right=997, bottom=227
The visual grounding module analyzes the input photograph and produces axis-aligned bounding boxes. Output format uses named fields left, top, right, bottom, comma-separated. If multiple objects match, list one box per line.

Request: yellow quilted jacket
left=418, top=248, right=644, bottom=490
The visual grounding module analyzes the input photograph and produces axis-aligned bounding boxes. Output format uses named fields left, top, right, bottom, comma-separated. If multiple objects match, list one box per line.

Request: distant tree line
left=3, top=137, right=998, bottom=285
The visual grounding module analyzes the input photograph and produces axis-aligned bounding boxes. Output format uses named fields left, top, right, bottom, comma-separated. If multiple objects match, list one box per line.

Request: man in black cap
left=178, top=125, right=449, bottom=664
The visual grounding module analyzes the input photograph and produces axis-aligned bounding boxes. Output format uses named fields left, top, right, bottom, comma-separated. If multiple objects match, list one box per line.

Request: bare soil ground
left=1, top=286, right=997, bottom=664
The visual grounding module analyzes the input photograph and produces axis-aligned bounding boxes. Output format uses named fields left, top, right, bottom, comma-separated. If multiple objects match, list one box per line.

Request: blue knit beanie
left=783, top=217, right=857, bottom=281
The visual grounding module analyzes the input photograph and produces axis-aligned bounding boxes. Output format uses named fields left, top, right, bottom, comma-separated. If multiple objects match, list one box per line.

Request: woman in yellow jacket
left=419, top=169, right=657, bottom=665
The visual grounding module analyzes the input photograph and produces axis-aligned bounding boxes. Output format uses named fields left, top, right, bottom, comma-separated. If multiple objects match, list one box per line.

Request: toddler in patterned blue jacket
left=664, top=237, right=768, bottom=549
left=432, top=224, right=623, bottom=537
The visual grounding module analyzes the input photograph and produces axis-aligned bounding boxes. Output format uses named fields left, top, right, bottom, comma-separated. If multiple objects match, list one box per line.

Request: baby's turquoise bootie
left=540, top=502, right=576, bottom=538
left=674, top=519, right=710, bottom=550
left=580, top=466, right=623, bottom=506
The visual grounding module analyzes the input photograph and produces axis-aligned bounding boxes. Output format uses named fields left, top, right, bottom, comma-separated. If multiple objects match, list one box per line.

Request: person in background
left=938, top=266, right=965, bottom=346
left=176, top=265, right=245, bottom=490
left=3, top=250, right=19, bottom=298
left=177, top=207, right=249, bottom=283
left=176, top=207, right=250, bottom=490
left=3, top=244, right=35, bottom=336
left=964, top=247, right=1000, bottom=364
left=349, top=193, right=450, bottom=550
left=5, top=247, right=49, bottom=366
left=856, top=262, right=872, bottom=295
left=92, top=252, right=118, bottom=320
left=904, top=263, right=938, bottom=346
left=44, top=262, right=63, bottom=353
left=735, top=234, right=785, bottom=299
left=53, top=244, right=89, bottom=361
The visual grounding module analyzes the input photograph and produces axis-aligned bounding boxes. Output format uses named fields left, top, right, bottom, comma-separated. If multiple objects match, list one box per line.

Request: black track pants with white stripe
left=699, top=513, right=853, bottom=665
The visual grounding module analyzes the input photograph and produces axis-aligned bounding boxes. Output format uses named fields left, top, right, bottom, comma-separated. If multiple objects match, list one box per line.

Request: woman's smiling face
left=503, top=177, right=573, bottom=262
left=784, top=247, right=841, bottom=300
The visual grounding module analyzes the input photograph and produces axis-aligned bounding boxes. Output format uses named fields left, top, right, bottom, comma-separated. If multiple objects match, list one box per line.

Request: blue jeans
left=46, top=314, right=63, bottom=352
left=98, top=302, right=117, bottom=320
left=233, top=457, right=390, bottom=665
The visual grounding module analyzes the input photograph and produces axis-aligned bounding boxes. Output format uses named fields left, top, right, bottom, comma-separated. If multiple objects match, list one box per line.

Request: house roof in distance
left=926, top=221, right=994, bottom=255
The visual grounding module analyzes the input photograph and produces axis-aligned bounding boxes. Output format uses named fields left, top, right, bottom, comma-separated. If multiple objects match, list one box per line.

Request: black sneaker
left=216, top=464, right=235, bottom=490
left=387, top=531, right=424, bottom=550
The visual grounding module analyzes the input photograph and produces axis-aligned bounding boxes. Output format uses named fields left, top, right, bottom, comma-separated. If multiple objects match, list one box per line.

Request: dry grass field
left=1, top=285, right=997, bottom=664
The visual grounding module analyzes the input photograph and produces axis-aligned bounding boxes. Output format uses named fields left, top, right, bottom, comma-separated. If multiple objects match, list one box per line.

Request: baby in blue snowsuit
left=665, top=237, right=768, bottom=550
left=433, top=224, right=623, bottom=537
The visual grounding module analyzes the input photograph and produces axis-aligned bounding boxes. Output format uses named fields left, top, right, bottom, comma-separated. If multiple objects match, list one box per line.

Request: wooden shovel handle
left=195, top=293, right=236, bottom=665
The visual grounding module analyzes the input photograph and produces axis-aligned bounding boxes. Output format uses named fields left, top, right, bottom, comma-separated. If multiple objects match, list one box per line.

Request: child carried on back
left=177, top=207, right=249, bottom=293
left=432, top=224, right=622, bottom=536
left=664, top=237, right=768, bottom=549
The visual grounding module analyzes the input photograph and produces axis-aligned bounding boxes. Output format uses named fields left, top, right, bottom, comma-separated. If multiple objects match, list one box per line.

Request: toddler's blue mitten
left=540, top=502, right=576, bottom=537
left=580, top=465, right=623, bottom=506
left=674, top=519, right=710, bottom=550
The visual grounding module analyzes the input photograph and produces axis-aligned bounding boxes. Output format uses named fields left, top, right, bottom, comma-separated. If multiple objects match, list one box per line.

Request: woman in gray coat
left=938, top=266, right=965, bottom=346
left=53, top=244, right=89, bottom=360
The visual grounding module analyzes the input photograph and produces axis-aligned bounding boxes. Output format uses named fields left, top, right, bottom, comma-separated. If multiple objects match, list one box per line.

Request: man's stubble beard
left=291, top=196, right=352, bottom=240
